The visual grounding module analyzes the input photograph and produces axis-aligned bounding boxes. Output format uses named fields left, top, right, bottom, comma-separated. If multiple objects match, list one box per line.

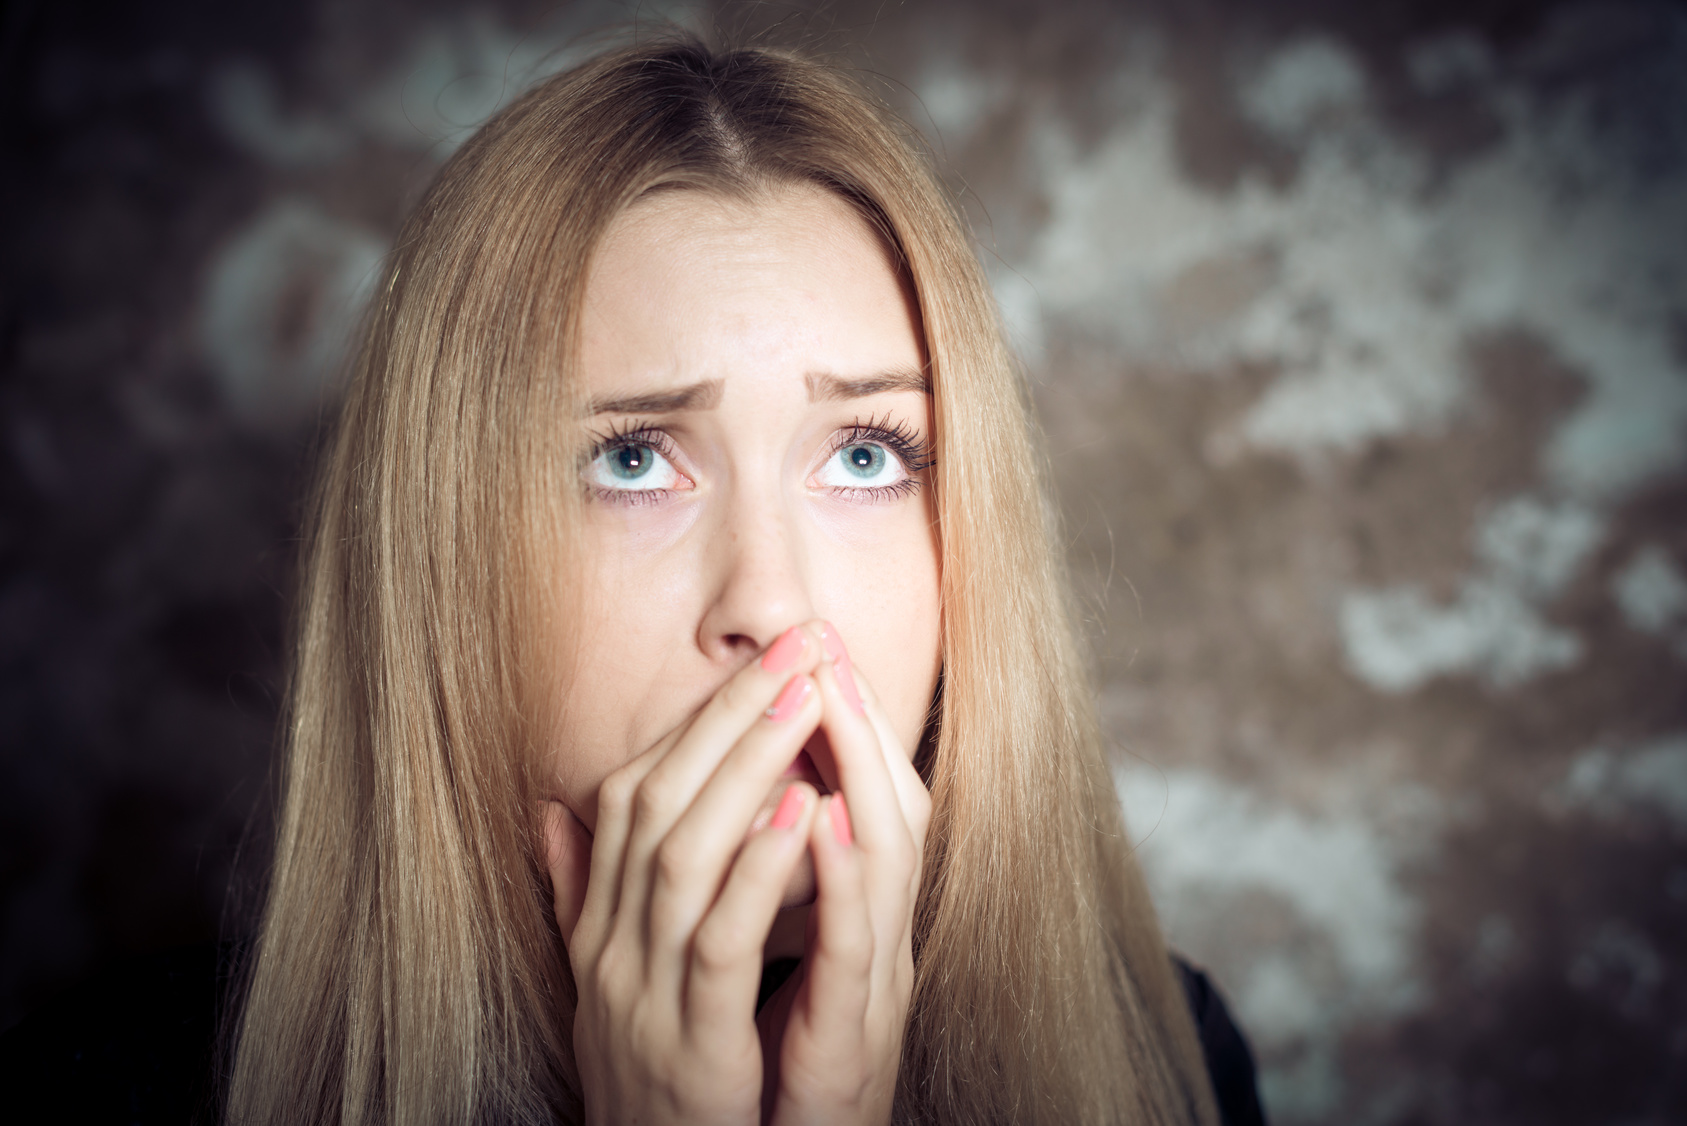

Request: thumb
left=542, top=800, right=592, bottom=944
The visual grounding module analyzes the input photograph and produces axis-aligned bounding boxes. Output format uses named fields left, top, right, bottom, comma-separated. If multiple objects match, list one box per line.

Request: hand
left=760, top=626, right=932, bottom=1126
left=544, top=622, right=928, bottom=1125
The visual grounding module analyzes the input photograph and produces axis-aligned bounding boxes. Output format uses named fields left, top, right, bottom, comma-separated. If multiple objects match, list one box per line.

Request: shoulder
left=0, top=941, right=235, bottom=1125
left=1172, top=955, right=1269, bottom=1126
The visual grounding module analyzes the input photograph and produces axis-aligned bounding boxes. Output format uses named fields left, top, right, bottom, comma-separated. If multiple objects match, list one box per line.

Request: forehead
left=577, top=184, right=923, bottom=398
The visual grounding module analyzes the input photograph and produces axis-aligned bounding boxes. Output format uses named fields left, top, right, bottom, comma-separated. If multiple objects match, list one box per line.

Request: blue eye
left=587, top=438, right=683, bottom=494
left=609, top=444, right=655, bottom=480
left=842, top=443, right=886, bottom=478
left=817, top=440, right=905, bottom=490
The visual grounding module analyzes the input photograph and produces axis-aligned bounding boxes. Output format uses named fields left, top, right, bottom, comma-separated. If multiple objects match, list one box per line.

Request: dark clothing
left=1, top=943, right=1266, bottom=1124
left=1175, top=958, right=1269, bottom=1126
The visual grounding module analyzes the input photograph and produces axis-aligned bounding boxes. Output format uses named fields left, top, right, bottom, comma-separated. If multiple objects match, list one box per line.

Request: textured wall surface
left=3, top=1, right=1684, bottom=1122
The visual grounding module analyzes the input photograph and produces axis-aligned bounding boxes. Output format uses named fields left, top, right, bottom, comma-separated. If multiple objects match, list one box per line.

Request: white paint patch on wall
left=993, top=25, right=1687, bottom=483
left=1341, top=580, right=1580, bottom=692
left=1115, top=765, right=1429, bottom=1119
left=1475, top=497, right=1604, bottom=597
left=1613, top=546, right=1687, bottom=657
left=199, top=199, right=386, bottom=426
left=1341, top=496, right=1601, bottom=692
left=1561, top=733, right=1687, bottom=828
left=1239, top=35, right=1367, bottom=140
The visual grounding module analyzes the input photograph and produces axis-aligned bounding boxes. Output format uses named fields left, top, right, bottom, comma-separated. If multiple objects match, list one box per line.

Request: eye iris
left=610, top=445, right=652, bottom=480
left=845, top=444, right=884, bottom=477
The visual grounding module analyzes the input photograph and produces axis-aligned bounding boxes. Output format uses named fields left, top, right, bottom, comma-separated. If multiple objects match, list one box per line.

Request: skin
left=541, top=184, right=943, bottom=1124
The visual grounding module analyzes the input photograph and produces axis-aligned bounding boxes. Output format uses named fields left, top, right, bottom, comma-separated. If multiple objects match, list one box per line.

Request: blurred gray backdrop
left=2, top=1, right=1684, bottom=1121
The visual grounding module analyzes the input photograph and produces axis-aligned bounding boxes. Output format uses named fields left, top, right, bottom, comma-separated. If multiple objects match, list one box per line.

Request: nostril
left=720, top=633, right=760, bottom=657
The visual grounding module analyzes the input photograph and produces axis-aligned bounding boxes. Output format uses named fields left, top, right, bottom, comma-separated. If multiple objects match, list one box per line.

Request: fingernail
left=761, top=626, right=806, bottom=674
left=820, top=622, right=848, bottom=664
left=770, top=785, right=806, bottom=830
left=764, top=676, right=812, bottom=722
left=828, top=793, right=853, bottom=847
left=833, top=658, right=865, bottom=715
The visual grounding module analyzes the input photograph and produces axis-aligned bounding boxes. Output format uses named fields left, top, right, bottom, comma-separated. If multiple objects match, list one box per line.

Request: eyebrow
left=805, top=369, right=931, bottom=402
left=587, top=380, right=724, bottom=416
left=586, top=369, right=930, bottom=416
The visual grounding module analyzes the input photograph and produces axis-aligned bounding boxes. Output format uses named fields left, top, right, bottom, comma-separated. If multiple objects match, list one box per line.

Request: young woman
left=227, top=36, right=1263, bottom=1126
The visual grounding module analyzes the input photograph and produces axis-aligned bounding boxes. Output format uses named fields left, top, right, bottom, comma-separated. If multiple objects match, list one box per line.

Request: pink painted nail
left=764, top=676, right=812, bottom=722
left=828, top=793, right=853, bottom=847
left=820, top=622, right=848, bottom=664
left=761, top=626, right=806, bottom=674
left=833, top=658, right=865, bottom=716
left=770, top=785, right=805, bottom=830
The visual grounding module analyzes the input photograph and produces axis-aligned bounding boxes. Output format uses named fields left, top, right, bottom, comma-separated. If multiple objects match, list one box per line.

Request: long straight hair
left=227, top=36, right=1221, bottom=1126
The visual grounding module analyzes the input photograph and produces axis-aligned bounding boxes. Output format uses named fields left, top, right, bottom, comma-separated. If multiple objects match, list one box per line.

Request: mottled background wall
left=3, top=0, right=1684, bottom=1121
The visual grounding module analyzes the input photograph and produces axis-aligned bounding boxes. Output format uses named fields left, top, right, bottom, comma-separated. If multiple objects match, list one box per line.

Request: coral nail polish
left=764, top=676, right=811, bottom=722
left=761, top=626, right=805, bottom=674
left=833, top=658, right=865, bottom=716
left=829, top=793, right=853, bottom=847
left=820, top=622, right=848, bottom=664
left=771, top=785, right=805, bottom=830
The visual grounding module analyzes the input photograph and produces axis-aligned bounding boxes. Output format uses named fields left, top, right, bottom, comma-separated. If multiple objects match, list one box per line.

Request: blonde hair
left=228, top=35, right=1221, bottom=1126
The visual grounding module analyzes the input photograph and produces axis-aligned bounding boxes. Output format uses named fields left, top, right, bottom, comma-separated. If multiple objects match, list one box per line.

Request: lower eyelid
left=824, top=480, right=922, bottom=503
left=592, top=487, right=674, bottom=507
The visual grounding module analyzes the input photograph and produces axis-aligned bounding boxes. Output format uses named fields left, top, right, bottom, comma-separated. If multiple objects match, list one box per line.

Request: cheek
left=808, top=503, right=942, bottom=749
left=545, top=508, right=707, bottom=819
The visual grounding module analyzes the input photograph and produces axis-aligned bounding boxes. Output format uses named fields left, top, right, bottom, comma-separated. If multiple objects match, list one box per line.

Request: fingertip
left=764, top=674, right=816, bottom=722
left=810, top=794, right=854, bottom=857
left=769, top=780, right=815, bottom=830
left=818, top=620, right=848, bottom=664
left=829, top=792, right=854, bottom=848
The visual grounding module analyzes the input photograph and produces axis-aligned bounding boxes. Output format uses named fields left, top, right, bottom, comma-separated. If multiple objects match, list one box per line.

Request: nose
left=695, top=483, right=815, bottom=664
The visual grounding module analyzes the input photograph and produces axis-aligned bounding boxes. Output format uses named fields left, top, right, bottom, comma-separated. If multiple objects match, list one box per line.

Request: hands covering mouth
left=543, top=620, right=931, bottom=1126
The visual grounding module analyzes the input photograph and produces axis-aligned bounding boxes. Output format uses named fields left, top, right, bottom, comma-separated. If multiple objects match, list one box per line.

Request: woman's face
left=547, top=184, right=942, bottom=868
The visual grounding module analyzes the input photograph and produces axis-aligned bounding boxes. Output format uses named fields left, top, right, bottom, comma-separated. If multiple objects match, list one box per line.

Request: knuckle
left=590, top=946, right=624, bottom=1001
left=652, top=837, right=694, bottom=889
left=633, top=773, right=674, bottom=823
left=691, top=918, right=744, bottom=975
left=597, top=768, right=637, bottom=818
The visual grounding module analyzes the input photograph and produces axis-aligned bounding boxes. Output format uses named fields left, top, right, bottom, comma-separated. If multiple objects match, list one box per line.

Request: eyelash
left=582, top=416, right=936, bottom=506
left=583, top=420, right=678, bottom=507
left=824, top=414, right=935, bottom=503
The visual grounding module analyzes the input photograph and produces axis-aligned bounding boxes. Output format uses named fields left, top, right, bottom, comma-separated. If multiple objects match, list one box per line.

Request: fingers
left=637, top=625, right=825, bottom=823
left=642, top=675, right=824, bottom=987
left=574, top=736, right=668, bottom=953
left=807, top=628, right=930, bottom=1009
left=811, top=634, right=925, bottom=864
left=684, top=783, right=819, bottom=1032
left=616, top=626, right=825, bottom=910
left=831, top=645, right=933, bottom=848
left=596, top=623, right=831, bottom=996
left=798, top=794, right=873, bottom=1028
left=543, top=800, right=594, bottom=946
